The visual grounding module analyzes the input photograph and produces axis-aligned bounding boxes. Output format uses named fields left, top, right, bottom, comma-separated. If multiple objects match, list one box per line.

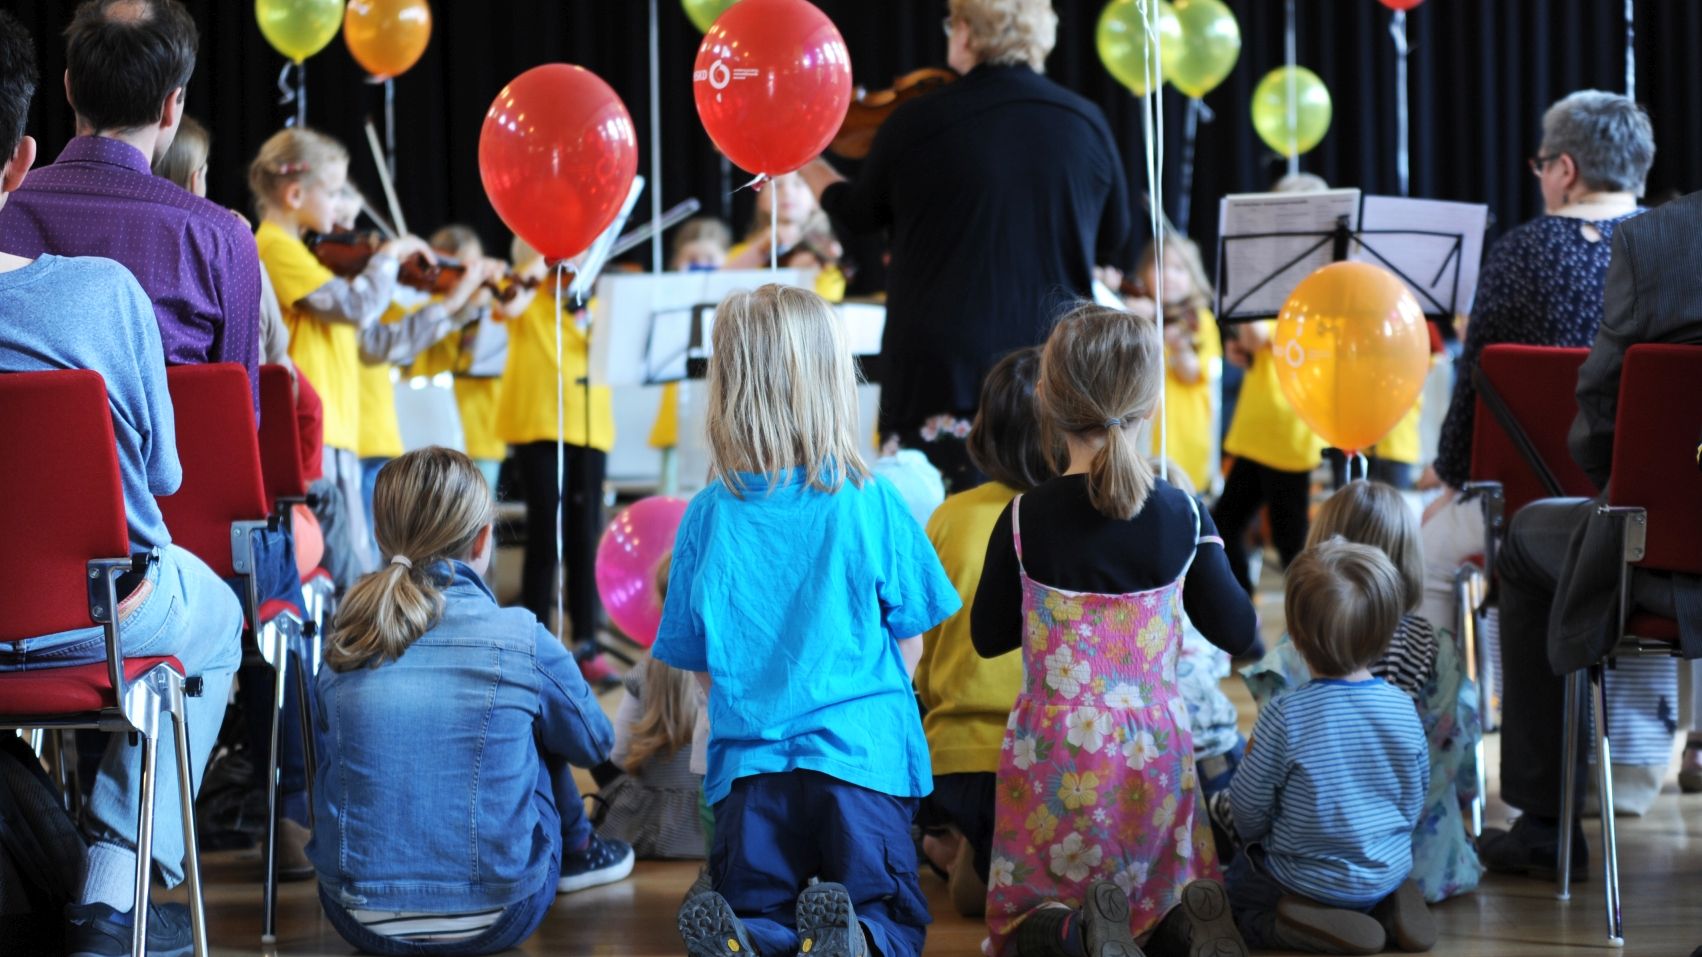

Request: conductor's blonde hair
left=706, top=284, right=869, bottom=497
left=950, top=0, right=1058, bottom=72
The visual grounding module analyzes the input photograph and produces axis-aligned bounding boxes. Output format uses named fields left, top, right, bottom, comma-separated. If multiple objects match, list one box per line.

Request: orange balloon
left=344, top=0, right=432, bottom=79
left=1272, top=261, right=1430, bottom=454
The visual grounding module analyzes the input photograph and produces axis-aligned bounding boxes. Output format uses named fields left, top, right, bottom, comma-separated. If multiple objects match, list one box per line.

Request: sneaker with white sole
left=65, top=901, right=194, bottom=957
left=558, top=833, right=635, bottom=893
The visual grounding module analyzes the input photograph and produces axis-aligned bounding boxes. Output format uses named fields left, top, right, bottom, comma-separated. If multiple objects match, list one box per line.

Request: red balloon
left=479, top=65, right=638, bottom=262
left=1378, top=0, right=1424, bottom=9
left=693, top=0, right=852, bottom=177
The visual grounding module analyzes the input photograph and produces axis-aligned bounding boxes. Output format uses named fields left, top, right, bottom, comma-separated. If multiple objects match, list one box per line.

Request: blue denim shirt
left=309, top=562, right=612, bottom=912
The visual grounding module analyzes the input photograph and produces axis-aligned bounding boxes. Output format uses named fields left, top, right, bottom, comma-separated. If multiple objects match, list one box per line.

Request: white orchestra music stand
left=1214, top=189, right=1488, bottom=324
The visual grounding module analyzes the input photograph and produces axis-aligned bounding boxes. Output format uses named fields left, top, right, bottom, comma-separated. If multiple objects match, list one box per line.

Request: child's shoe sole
left=1273, top=895, right=1386, bottom=956
left=1370, top=881, right=1436, bottom=952
left=795, top=882, right=865, bottom=957
left=1147, top=879, right=1247, bottom=957
left=1081, top=880, right=1144, bottom=957
left=678, top=891, right=756, bottom=957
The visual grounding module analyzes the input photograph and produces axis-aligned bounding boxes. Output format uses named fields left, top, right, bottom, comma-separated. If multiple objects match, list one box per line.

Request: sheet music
left=1217, top=189, right=1362, bottom=320
left=1352, top=195, right=1488, bottom=317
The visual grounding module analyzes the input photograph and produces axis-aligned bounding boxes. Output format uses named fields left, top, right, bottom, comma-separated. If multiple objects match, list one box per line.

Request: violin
left=830, top=67, right=957, bottom=160
left=305, top=230, right=542, bottom=304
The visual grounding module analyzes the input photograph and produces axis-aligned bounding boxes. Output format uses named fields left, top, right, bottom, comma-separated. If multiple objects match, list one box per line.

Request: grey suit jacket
left=1552, top=191, right=1702, bottom=671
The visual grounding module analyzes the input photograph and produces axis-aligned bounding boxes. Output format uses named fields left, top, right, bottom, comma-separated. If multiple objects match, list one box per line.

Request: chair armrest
left=1462, top=481, right=1505, bottom=576
left=1596, top=505, right=1647, bottom=563
left=86, top=553, right=154, bottom=707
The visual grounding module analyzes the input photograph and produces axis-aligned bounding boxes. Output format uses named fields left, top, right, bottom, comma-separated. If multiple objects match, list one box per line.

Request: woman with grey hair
left=1417, top=90, right=1677, bottom=839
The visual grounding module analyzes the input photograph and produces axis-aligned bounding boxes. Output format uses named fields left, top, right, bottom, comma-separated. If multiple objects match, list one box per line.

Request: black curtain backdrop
left=6, top=0, right=1701, bottom=276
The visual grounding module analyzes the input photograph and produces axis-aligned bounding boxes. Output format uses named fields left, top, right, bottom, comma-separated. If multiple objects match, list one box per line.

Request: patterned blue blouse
left=1433, top=211, right=1643, bottom=488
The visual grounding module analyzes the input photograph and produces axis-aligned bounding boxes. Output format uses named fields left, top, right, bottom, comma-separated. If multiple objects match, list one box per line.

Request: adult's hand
left=1421, top=484, right=1458, bottom=525
left=797, top=157, right=845, bottom=200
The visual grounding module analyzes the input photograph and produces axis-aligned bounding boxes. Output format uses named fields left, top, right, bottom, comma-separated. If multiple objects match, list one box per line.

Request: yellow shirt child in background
left=1120, top=237, right=1222, bottom=493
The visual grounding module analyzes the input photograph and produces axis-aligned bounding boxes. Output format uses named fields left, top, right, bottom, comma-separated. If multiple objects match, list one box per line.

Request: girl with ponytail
left=969, top=304, right=1258, bottom=957
left=311, top=447, right=633, bottom=956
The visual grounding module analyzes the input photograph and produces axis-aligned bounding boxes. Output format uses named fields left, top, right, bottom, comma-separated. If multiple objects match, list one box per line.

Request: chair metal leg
left=131, top=724, right=160, bottom=957
left=27, top=728, right=43, bottom=756
left=261, top=623, right=288, bottom=945
left=1454, top=564, right=1489, bottom=836
left=291, top=646, right=318, bottom=830
left=168, top=680, right=209, bottom=957
left=1557, top=670, right=1584, bottom=901
left=1590, top=668, right=1625, bottom=945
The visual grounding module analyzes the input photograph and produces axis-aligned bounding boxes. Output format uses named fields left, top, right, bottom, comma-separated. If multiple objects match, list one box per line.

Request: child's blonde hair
left=1284, top=538, right=1404, bottom=678
left=706, top=284, right=869, bottom=497
left=153, top=114, right=208, bottom=191
left=1038, top=303, right=1165, bottom=520
left=1134, top=235, right=1212, bottom=313
left=431, top=224, right=481, bottom=258
left=247, top=126, right=348, bottom=215
left=327, top=447, right=495, bottom=672
left=1306, top=480, right=1423, bottom=613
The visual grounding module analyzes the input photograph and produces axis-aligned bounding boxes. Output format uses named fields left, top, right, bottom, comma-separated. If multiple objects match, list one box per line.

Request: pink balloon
left=595, top=497, right=690, bottom=648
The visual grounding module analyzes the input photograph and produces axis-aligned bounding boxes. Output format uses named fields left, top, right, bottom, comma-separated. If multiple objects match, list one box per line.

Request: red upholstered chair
left=155, top=363, right=311, bottom=943
left=1555, top=344, right=1702, bottom=944
left=0, top=370, right=208, bottom=957
left=257, top=364, right=334, bottom=638
left=1451, top=345, right=1593, bottom=833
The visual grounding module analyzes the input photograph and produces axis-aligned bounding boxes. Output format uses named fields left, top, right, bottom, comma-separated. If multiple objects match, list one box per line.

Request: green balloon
left=255, top=0, right=343, bottom=64
left=682, top=0, right=738, bottom=34
left=1097, top=0, right=1182, bottom=97
left=1252, top=66, right=1333, bottom=157
left=1163, top=0, right=1241, bottom=99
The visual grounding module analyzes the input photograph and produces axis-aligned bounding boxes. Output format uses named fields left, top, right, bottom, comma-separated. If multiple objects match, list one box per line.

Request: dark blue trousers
left=711, top=771, right=930, bottom=957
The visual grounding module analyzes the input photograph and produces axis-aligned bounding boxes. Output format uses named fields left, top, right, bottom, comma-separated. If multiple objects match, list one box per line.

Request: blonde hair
left=625, top=657, right=699, bottom=771
left=670, top=216, right=731, bottom=265
left=326, top=448, right=495, bottom=672
left=1306, top=480, right=1424, bottom=613
left=950, top=0, right=1057, bottom=71
left=247, top=126, right=348, bottom=215
left=1038, top=303, right=1165, bottom=520
left=706, top=284, right=869, bottom=496
left=1135, top=235, right=1212, bottom=313
left=153, top=114, right=208, bottom=190
left=1284, top=538, right=1404, bottom=678
left=431, top=224, right=481, bottom=258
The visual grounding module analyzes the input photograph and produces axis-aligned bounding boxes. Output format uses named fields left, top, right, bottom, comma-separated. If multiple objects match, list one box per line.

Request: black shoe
left=65, top=901, right=193, bottom=957
left=679, top=891, right=756, bottom=957
left=1369, top=881, right=1436, bottom=953
left=558, top=833, right=635, bottom=892
left=1146, top=879, right=1247, bottom=957
left=1271, top=895, right=1385, bottom=956
left=1477, top=815, right=1589, bottom=881
left=795, top=882, right=867, bottom=957
left=1078, top=881, right=1143, bottom=957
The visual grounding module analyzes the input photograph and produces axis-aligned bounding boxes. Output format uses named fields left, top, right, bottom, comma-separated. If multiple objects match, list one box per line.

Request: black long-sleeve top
left=820, top=64, right=1133, bottom=437
left=970, top=476, right=1257, bottom=659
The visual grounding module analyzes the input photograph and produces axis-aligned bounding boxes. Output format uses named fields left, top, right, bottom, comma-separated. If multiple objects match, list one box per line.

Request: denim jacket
left=309, top=561, right=612, bottom=911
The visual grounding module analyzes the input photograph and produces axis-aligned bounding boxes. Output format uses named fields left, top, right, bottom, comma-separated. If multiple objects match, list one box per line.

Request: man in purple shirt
left=0, top=0, right=261, bottom=411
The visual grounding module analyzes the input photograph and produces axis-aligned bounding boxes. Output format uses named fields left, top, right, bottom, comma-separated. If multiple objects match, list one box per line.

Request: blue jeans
left=711, top=771, right=929, bottom=957
left=0, top=544, right=242, bottom=886
left=1225, top=846, right=1375, bottom=950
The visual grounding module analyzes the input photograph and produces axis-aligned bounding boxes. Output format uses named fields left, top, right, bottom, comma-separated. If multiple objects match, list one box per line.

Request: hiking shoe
left=795, top=882, right=867, bottom=957
left=1477, top=815, right=1589, bottom=881
left=558, top=833, right=635, bottom=893
left=1146, top=879, right=1247, bottom=957
left=1272, top=895, right=1385, bottom=956
left=679, top=891, right=756, bottom=957
left=65, top=901, right=193, bottom=957
left=682, top=863, right=715, bottom=907
left=1370, top=881, right=1436, bottom=952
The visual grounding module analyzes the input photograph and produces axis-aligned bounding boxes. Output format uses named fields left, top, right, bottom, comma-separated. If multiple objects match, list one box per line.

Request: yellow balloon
left=1272, top=262, right=1430, bottom=454
left=682, top=0, right=738, bottom=34
left=1097, top=0, right=1182, bottom=97
left=1252, top=66, right=1332, bottom=157
left=1162, top=0, right=1241, bottom=99
left=257, top=0, right=344, bottom=64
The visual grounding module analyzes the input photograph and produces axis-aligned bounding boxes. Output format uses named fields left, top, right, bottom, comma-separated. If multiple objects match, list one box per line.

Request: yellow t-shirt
left=356, top=303, right=407, bottom=461
left=495, top=292, right=614, bottom=451
left=257, top=220, right=359, bottom=452
left=1373, top=388, right=1424, bottom=466
left=648, top=247, right=847, bottom=449
left=1154, top=308, right=1222, bottom=491
left=406, top=319, right=510, bottom=462
left=1223, top=320, right=1326, bottom=474
left=913, top=481, right=1025, bottom=776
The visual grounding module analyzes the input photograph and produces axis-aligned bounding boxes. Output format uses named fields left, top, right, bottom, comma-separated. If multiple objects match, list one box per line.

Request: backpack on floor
left=0, top=734, right=86, bottom=956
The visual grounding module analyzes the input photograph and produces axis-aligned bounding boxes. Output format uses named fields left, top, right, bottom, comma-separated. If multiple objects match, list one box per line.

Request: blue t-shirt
left=0, top=254, right=179, bottom=553
left=652, top=469, right=961, bottom=805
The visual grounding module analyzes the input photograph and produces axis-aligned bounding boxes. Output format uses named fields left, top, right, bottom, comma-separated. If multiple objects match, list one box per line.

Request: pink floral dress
left=985, top=495, right=1221, bottom=955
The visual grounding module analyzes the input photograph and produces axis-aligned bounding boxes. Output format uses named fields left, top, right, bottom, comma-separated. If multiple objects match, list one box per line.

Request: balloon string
left=1284, top=0, right=1298, bottom=175
left=277, top=62, right=299, bottom=128
left=1391, top=11, right=1410, bottom=196
left=770, top=179, right=778, bottom=273
left=554, top=263, right=567, bottom=644
left=1136, top=0, right=1167, bottom=482
left=1624, top=0, right=1636, bottom=101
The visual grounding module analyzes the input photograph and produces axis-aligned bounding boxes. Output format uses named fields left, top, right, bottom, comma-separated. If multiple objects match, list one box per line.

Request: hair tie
left=1104, top=417, right=1124, bottom=429
left=274, top=162, right=310, bottom=176
left=390, top=555, right=413, bottom=569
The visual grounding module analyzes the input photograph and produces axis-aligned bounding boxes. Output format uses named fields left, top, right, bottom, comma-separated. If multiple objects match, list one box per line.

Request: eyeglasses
left=942, top=15, right=955, bottom=38
left=1528, top=153, right=1559, bottom=177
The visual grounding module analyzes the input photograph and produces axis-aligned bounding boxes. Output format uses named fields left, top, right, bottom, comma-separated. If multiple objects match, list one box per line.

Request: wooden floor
left=180, top=552, right=1702, bottom=956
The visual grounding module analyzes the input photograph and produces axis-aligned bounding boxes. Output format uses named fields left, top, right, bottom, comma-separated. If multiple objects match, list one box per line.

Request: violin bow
left=364, top=118, right=410, bottom=238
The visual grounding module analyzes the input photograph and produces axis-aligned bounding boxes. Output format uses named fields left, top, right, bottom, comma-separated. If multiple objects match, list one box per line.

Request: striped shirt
left=1369, top=615, right=1439, bottom=700
left=1230, top=677, right=1428, bottom=908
